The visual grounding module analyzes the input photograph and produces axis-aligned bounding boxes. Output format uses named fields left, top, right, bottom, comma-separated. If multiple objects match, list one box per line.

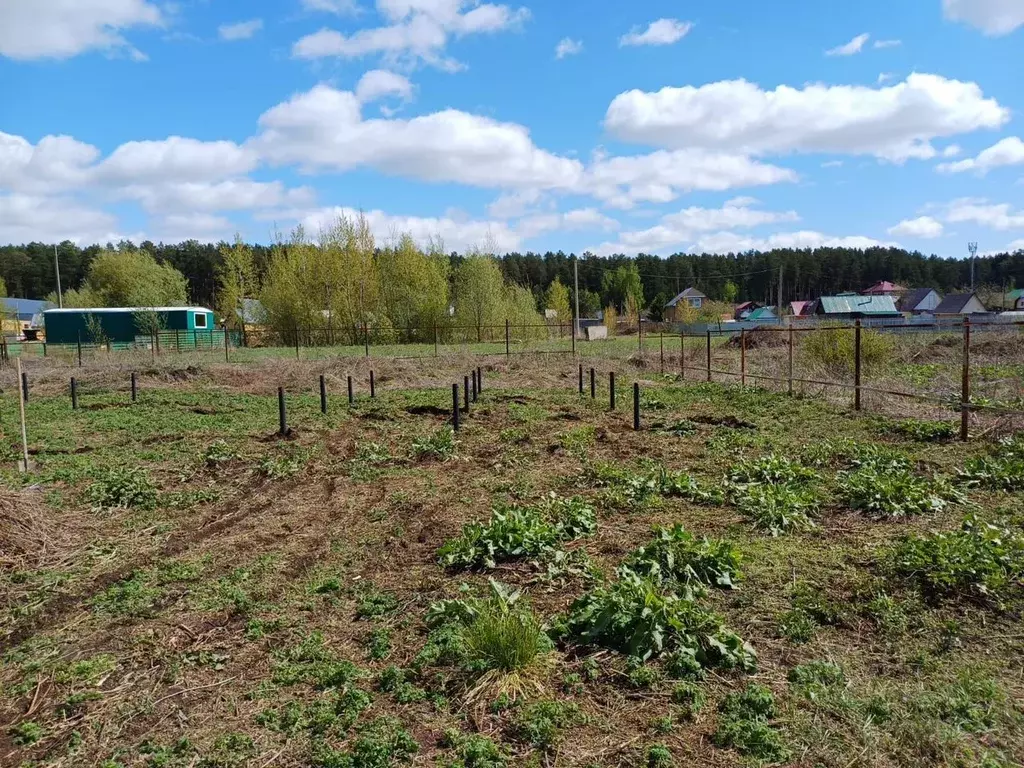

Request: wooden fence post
left=364, top=322, right=370, bottom=357
left=680, top=333, right=684, bottom=380
left=659, top=333, right=664, bottom=374
left=578, top=364, right=583, bottom=394
left=370, top=370, right=376, bottom=398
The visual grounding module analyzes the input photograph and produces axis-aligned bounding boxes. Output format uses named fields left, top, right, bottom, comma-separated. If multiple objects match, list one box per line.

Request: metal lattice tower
left=968, top=242, right=978, bottom=290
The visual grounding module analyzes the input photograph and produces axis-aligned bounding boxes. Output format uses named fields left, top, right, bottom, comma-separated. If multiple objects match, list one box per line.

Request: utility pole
left=573, top=255, right=581, bottom=342
left=54, top=244, right=63, bottom=308
left=777, top=265, right=783, bottom=311
left=968, top=242, right=978, bottom=291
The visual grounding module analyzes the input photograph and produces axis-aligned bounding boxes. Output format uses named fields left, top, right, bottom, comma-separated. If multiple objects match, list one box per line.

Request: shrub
left=841, top=465, right=965, bottom=518
left=802, top=326, right=893, bottom=374
left=411, top=427, right=457, bottom=461
left=887, top=419, right=957, bottom=443
left=509, top=700, right=582, bottom=751
left=438, top=496, right=595, bottom=569
left=564, top=571, right=756, bottom=667
left=958, top=437, right=1024, bottom=491
left=87, top=467, right=158, bottom=509
left=712, top=684, right=790, bottom=763
left=885, top=515, right=1024, bottom=606
left=621, top=525, right=743, bottom=590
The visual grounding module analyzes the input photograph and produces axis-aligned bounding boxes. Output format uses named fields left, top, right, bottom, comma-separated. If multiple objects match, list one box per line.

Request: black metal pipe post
left=609, top=372, right=615, bottom=410
left=21, top=371, right=28, bottom=402
left=320, top=374, right=327, bottom=414
left=464, top=375, right=470, bottom=414
left=476, top=367, right=482, bottom=394
left=471, top=369, right=478, bottom=402
left=590, top=367, right=595, bottom=399
left=71, top=377, right=78, bottom=410
left=633, top=382, right=640, bottom=430
left=452, top=383, right=460, bottom=431
left=278, top=387, right=287, bottom=435
left=347, top=375, right=354, bottom=405
left=961, top=318, right=971, bottom=441
left=131, top=372, right=137, bottom=402
left=370, top=370, right=376, bottom=398
left=77, top=333, right=83, bottom=367
left=578, top=364, right=583, bottom=394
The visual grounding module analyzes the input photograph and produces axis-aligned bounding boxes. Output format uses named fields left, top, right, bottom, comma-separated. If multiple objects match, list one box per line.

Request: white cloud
left=302, top=0, right=361, bottom=14
left=691, top=231, right=892, bottom=254
left=826, top=33, right=869, bottom=56
left=591, top=199, right=802, bottom=255
left=252, top=83, right=584, bottom=191
left=555, top=37, right=582, bottom=59
left=937, top=136, right=1024, bottom=174
left=944, top=198, right=1024, bottom=230
left=821, top=160, right=844, bottom=168
left=517, top=208, right=619, bottom=239
left=584, top=149, right=797, bottom=209
left=218, top=19, right=263, bottom=41
left=874, top=38, right=902, bottom=48
left=942, top=144, right=962, bottom=157
left=295, top=205, right=522, bottom=252
left=156, top=213, right=234, bottom=241
left=619, top=18, right=692, bottom=47
left=95, top=137, right=258, bottom=184
left=888, top=216, right=944, bottom=238
left=943, top=0, right=1024, bottom=36
left=292, top=0, right=529, bottom=69
left=1007, top=239, right=1024, bottom=251
left=487, top=189, right=546, bottom=218
left=0, top=0, right=162, bottom=60
left=0, top=131, right=100, bottom=193
left=117, top=180, right=315, bottom=214
left=604, top=74, right=1009, bottom=163
left=0, top=193, right=123, bottom=244
left=355, top=69, right=414, bottom=103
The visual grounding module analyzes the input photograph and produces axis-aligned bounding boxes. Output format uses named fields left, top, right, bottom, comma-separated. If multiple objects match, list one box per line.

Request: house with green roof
left=814, top=295, right=902, bottom=319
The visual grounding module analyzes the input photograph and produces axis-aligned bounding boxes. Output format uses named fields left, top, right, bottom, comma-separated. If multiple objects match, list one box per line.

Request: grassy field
left=1, top=358, right=1023, bottom=768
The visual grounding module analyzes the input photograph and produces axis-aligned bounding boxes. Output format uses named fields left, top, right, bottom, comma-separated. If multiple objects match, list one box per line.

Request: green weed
left=439, top=730, right=508, bottom=768
left=92, top=573, right=162, bottom=617
left=8, top=720, right=44, bottom=746
left=356, top=586, right=400, bottom=619
left=621, top=525, right=742, bottom=590
left=886, top=419, right=957, bottom=443
left=958, top=436, right=1024, bottom=491
left=509, top=700, right=582, bottom=751
left=310, top=715, right=418, bottom=768
left=411, top=427, right=457, bottom=462
left=841, top=466, right=965, bottom=518
left=713, top=684, right=790, bottom=763
left=86, top=467, right=158, bottom=509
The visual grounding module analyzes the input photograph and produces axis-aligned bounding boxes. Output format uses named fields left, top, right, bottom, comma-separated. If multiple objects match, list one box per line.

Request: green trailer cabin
left=43, top=307, right=217, bottom=345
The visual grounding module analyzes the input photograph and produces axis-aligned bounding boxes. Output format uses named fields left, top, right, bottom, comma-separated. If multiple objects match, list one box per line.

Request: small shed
left=734, top=301, right=761, bottom=320
left=815, top=295, right=902, bottom=319
left=899, top=288, right=942, bottom=315
left=43, top=306, right=216, bottom=344
left=746, top=306, right=778, bottom=322
left=933, top=293, right=988, bottom=316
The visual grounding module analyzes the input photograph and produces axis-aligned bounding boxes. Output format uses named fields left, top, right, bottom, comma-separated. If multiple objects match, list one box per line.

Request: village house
left=898, top=288, right=942, bottom=315
left=664, top=288, right=706, bottom=322
left=932, top=293, right=988, bottom=316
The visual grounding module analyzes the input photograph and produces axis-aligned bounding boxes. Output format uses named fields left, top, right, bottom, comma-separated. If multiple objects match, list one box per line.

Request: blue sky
left=2, top=0, right=1023, bottom=257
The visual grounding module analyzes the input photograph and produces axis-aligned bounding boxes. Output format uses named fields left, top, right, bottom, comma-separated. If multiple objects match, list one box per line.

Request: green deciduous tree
left=454, top=252, right=507, bottom=341
left=56, top=249, right=187, bottom=308
left=602, top=264, right=644, bottom=314
left=217, top=235, right=257, bottom=329
left=544, top=277, right=571, bottom=321
left=378, top=234, right=450, bottom=339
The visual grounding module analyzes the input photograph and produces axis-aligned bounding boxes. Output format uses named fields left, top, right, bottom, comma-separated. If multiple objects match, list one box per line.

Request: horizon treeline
left=2, top=228, right=1023, bottom=315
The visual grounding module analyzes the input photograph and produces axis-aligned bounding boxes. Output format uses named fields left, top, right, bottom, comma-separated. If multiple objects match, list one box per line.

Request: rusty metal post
left=788, top=327, right=794, bottom=395
left=706, top=329, right=712, bottom=382
left=961, top=317, right=971, bottom=441
left=740, top=329, right=747, bottom=386
left=854, top=320, right=862, bottom=411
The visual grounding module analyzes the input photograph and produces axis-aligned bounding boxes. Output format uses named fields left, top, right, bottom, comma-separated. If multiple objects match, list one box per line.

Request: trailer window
left=194, top=312, right=208, bottom=329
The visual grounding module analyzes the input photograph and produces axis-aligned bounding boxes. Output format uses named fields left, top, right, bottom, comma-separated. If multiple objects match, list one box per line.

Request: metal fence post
left=224, top=329, right=229, bottom=363
left=680, top=333, right=685, bottom=380
left=471, top=369, right=478, bottom=402
left=633, top=382, right=640, bottom=430
left=740, top=329, right=747, bottom=386
left=609, top=372, right=616, bottom=410
left=706, top=330, right=712, bottom=383
left=348, top=375, right=354, bottom=405
left=295, top=328, right=300, bottom=360
left=70, top=377, right=78, bottom=410
left=961, top=317, right=971, bottom=441
left=590, top=367, right=595, bottom=399
left=21, top=370, right=28, bottom=402
left=854, top=320, right=862, bottom=411
left=477, top=367, right=482, bottom=394
left=320, top=374, right=327, bottom=414
left=370, top=370, right=376, bottom=398
left=452, top=383, right=460, bottom=431
left=578, top=364, right=583, bottom=394
left=131, top=372, right=137, bottom=403
left=788, top=327, right=794, bottom=396
left=464, top=375, right=470, bottom=414
left=278, top=388, right=287, bottom=436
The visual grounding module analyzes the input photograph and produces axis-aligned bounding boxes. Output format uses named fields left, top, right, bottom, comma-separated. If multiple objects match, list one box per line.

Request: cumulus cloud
left=591, top=199, right=804, bottom=255
left=302, top=0, right=361, bottom=14
left=0, top=193, right=124, bottom=244
left=937, top=136, right=1024, bottom=174
left=604, top=74, right=1009, bottom=163
left=292, top=0, right=529, bottom=69
left=355, top=69, right=414, bottom=103
left=218, top=19, right=263, bottom=41
left=0, top=131, right=100, bottom=193
left=943, top=0, right=1024, bottom=36
left=555, top=37, right=583, bottom=59
left=826, top=33, right=869, bottom=56
left=888, top=216, right=944, bottom=238
left=0, top=0, right=162, bottom=60
left=517, top=208, right=619, bottom=239
left=874, top=38, right=902, bottom=48
left=252, top=83, right=584, bottom=190
left=94, top=137, right=258, bottom=184
left=619, top=18, right=692, bottom=47
left=583, top=149, right=798, bottom=209
left=943, top=198, right=1024, bottom=230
